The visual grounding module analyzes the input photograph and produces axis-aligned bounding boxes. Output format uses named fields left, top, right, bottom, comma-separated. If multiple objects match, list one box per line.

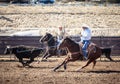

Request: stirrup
left=84, top=56, right=87, bottom=60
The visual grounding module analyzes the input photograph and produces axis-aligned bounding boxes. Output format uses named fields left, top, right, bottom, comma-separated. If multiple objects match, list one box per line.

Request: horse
left=4, top=45, right=43, bottom=67
left=53, top=37, right=102, bottom=71
left=39, top=33, right=67, bottom=61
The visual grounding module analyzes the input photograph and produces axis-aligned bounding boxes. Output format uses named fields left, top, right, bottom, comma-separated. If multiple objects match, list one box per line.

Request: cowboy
left=56, top=27, right=66, bottom=56
left=80, top=24, right=92, bottom=60
left=56, top=27, right=65, bottom=45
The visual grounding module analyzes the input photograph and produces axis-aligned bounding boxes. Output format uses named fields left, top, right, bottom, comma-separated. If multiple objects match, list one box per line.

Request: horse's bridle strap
left=47, top=36, right=54, bottom=43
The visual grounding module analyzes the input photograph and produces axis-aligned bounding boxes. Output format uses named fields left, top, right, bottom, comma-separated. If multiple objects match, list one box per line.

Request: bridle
left=47, top=36, right=54, bottom=43
left=42, top=35, right=57, bottom=48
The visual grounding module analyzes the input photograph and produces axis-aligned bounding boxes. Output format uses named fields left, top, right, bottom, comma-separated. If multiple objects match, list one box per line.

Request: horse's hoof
left=37, top=61, right=40, bottom=64
left=53, top=69, right=57, bottom=72
left=28, top=66, right=33, bottom=68
left=76, top=68, right=81, bottom=72
left=17, top=65, right=23, bottom=68
left=53, top=69, right=56, bottom=72
left=41, top=59, right=47, bottom=62
left=25, top=64, right=29, bottom=66
left=76, top=70, right=81, bottom=72
left=110, top=59, right=114, bottom=61
left=23, top=64, right=26, bottom=67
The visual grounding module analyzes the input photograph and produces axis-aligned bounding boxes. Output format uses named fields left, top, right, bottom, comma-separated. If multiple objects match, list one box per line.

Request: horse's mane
left=45, top=33, right=56, bottom=46
left=65, top=37, right=77, bottom=45
left=46, top=33, right=53, bottom=37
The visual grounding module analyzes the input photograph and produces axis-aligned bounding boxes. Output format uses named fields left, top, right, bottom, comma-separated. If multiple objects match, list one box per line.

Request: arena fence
left=0, top=36, right=120, bottom=55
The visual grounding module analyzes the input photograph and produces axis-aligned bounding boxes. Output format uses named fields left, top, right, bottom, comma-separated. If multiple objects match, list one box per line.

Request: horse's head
left=58, top=37, right=73, bottom=49
left=39, top=32, right=56, bottom=47
left=39, top=32, right=53, bottom=43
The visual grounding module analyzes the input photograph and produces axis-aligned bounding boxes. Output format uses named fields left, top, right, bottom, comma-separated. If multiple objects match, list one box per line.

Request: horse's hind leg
left=92, top=60, right=96, bottom=69
left=53, top=60, right=65, bottom=71
left=63, top=60, right=69, bottom=70
left=53, top=58, right=68, bottom=72
left=64, top=62, right=67, bottom=70
left=41, top=52, right=49, bottom=61
left=45, top=54, right=51, bottom=59
left=77, top=59, right=93, bottom=71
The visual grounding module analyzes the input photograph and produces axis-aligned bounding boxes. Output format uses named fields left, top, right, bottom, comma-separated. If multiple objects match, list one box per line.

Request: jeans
left=56, top=39, right=62, bottom=56
left=82, top=40, right=90, bottom=59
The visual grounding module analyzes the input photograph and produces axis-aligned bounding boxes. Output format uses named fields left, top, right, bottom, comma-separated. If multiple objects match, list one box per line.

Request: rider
left=80, top=24, right=92, bottom=60
left=57, top=27, right=66, bottom=46
left=56, top=27, right=66, bottom=56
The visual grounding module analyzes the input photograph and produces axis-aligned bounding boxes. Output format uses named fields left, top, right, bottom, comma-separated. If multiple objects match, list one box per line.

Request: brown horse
left=53, top=37, right=102, bottom=71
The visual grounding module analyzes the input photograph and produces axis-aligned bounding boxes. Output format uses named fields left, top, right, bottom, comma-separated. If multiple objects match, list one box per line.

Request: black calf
left=100, top=47, right=113, bottom=61
left=4, top=46, right=43, bottom=66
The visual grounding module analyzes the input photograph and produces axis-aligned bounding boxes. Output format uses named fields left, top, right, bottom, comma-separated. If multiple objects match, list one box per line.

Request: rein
left=41, top=35, right=56, bottom=48
left=46, top=36, right=57, bottom=48
left=47, top=36, right=54, bottom=43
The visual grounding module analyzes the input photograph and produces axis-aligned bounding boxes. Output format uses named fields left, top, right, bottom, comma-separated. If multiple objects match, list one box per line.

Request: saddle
left=79, top=42, right=97, bottom=54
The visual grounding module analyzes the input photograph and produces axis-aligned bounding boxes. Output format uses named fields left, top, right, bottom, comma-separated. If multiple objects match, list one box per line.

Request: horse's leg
left=57, top=49, right=61, bottom=57
left=53, top=60, right=66, bottom=71
left=53, top=58, right=68, bottom=71
left=41, top=52, right=49, bottom=61
left=77, top=59, right=93, bottom=71
left=63, top=59, right=69, bottom=70
left=38, top=52, right=49, bottom=63
left=100, top=55, right=102, bottom=61
left=92, top=60, right=96, bottom=69
left=44, top=54, right=51, bottom=59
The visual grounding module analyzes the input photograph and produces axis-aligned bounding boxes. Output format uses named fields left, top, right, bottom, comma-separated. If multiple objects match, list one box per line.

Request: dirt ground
left=0, top=55, right=120, bottom=84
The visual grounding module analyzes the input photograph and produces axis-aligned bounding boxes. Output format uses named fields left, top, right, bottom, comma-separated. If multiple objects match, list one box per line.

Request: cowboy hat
left=82, top=23, right=89, bottom=28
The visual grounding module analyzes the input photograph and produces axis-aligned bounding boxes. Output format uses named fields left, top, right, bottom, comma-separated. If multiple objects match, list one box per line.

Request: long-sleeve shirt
left=81, top=28, right=92, bottom=42
left=57, top=29, right=65, bottom=41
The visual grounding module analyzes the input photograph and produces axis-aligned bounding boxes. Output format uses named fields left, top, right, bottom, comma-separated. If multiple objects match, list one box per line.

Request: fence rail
left=0, top=36, right=120, bottom=55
